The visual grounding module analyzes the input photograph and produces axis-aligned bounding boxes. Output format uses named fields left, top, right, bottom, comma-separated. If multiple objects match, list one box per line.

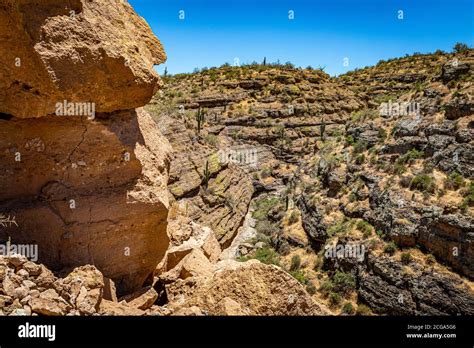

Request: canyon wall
left=0, top=0, right=170, bottom=294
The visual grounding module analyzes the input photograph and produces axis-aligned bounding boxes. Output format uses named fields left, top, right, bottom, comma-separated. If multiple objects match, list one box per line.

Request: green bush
left=290, top=255, right=301, bottom=271
left=327, top=218, right=353, bottom=237
left=341, top=302, right=355, bottom=315
left=356, top=220, right=372, bottom=235
left=345, top=135, right=355, bottom=146
left=410, top=174, right=436, bottom=193
left=445, top=172, right=464, bottom=190
left=329, top=292, right=342, bottom=306
left=356, top=304, right=372, bottom=316
left=288, top=210, right=299, bottom=225
left=426, top=254, right=436, bottom=265
left=396, top=149, right=424, bottom=166
left=255, top=220, right=277, bottom=235
left=203, top=134, right=219, bottom=147
left=393, top=162, right=406, bottom=175
left=332, top=271, right=356, bottom=296
left=453, top=42, right=469, bottom=53
left=306, top=282, right=317, bottom=295
left=289, top=269, right=308, bottom=285
left=353, top=140, right=368, bottom=154
left=239, top=247, right=281, bottom=266
left=401, top=252, right=412, bottom=265
left=384, top=242, right=397, bottom=255
left=355, top=154, right=365, bottom=165
left=252, top=197, right=279, bottom=221
left=260, top=167, right=272, bottom=179
left=320, top=279, right=334, bottom=295
left=378, top=128, right=387, bottom=141
left=461, top=182, right=474, bottom=209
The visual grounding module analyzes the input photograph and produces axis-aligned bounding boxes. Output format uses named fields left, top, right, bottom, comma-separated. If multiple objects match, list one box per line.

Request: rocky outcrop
left=0, top=0, right=166, bottom=118
left=0, top=255, right=105, bottom=316
left=0, top=0, right=170, bottom=294
left=165, top=259, right=330, bottom=316
left=358, top=255, right=474, bottom=315
left=152, top=113, right=254, bottom=248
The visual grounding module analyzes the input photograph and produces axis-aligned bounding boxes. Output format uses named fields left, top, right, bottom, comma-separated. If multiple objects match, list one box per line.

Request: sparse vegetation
left=356, top=220, right=372, bottom=236
left=288, top=210, right=299, bottom=225
left=401, top=252, right=412, bottom=265
left=356, top=304, right=372, bottom=316
left=384, top=242, right=397, bottom=255
left=410, top=174, right=436, bottom=193
left=453, top=42, right=469, bottom=53
left=341, top=302, right=355, bottom=315
left=290, top=255, right=301, bottom=271
left=445, top=172, right=464, bottom=190
left=238, top=246, right=281, bottom=266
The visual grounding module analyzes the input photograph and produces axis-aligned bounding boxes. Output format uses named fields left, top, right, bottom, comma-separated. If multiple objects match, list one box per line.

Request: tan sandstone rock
left=166, top=260, right=330, bottom=316
left=120, top=285, right=158, bottom=310
left=0, top=109, right=171, bottom=294
left=0, top=0, right=166, bottom=118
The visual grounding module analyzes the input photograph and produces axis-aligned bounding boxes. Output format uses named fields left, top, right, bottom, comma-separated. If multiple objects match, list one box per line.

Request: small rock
left=23, top=262, right=42, bottom=276
left=16, top=269, right=29, bottom=279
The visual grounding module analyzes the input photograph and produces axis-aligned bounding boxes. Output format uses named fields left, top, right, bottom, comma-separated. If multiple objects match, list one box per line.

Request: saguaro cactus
left=203, top=160, right=211, bottom=187
left=320, top=120, right=326, bottom=141
left=196, top=108, right=205, bottom=134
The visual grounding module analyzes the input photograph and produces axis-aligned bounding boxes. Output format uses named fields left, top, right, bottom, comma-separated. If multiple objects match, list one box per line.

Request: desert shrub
left=356, top=220, right=372, bottom=235
left=345, top=135, right=355, bottom=146
left=393, top=162, right=406, bottom=175
left=426, top=254, right=436, bottom=265
left=399, top=175, right=412, bottom=188
left=255, top=220, right=277, bottom=235
left=260, top=166, right=272, bottom=179
left=378, top=128, right=388, bottom=141
left=396, top=149, right=424, bottom=166
left=348, top=192, right=357, bottom=202
left=290, top=255, right=301, bottom=271
left=252, top=196, right=279, bottom=221
left=461, top=182, right=474, bottom=209
left=401, top=252, right=412, bottom=265
left=320, top=279, right=334, bottom=295
left=356, top=304, right=372, bottom=316
left=289, top=269, right=308, bottom=284
left=327, top=218, right=353, bottom=237
left=351, top=109, right=378, bottom=122
left=306, top=282, right=317, bottom=295
left=384, top=242, right=397, bottom=255
left=445, top=172, right=464, bottom=190
left=410, top=174, right=436, bottom=193
left=203, top=134, right=219, bottom=147
left=329, top=292, right=342, bottom=306
left=353, top=140, right=368, bottom=154
left=288, top=210, right=299, bottom=225
left=355, top=153, right=365, bottom=165
left=453, top=42, right=469, bottom=53
left=332, top=270, right=356, bottom=296
left=239, top=246, right=280, bottom=266
left=341, top=302, right=355, bottom=315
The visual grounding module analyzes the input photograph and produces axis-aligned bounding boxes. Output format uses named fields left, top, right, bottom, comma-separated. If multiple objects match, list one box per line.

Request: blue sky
left=129, top=0, right=473, bottom=76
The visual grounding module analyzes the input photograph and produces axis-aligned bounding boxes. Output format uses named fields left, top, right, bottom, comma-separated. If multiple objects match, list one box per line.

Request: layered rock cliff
left=0, top=0, right=170, bottom=294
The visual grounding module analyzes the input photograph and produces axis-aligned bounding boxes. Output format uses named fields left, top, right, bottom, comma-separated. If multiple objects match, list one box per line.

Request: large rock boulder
left=165, top=260, right=330, bottom=315
left=0, top=0, right=166, bottom=118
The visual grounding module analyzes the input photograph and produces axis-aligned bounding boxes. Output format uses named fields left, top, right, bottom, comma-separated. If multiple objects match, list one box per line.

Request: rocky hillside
left=148, top=48, right=473, bottom=315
